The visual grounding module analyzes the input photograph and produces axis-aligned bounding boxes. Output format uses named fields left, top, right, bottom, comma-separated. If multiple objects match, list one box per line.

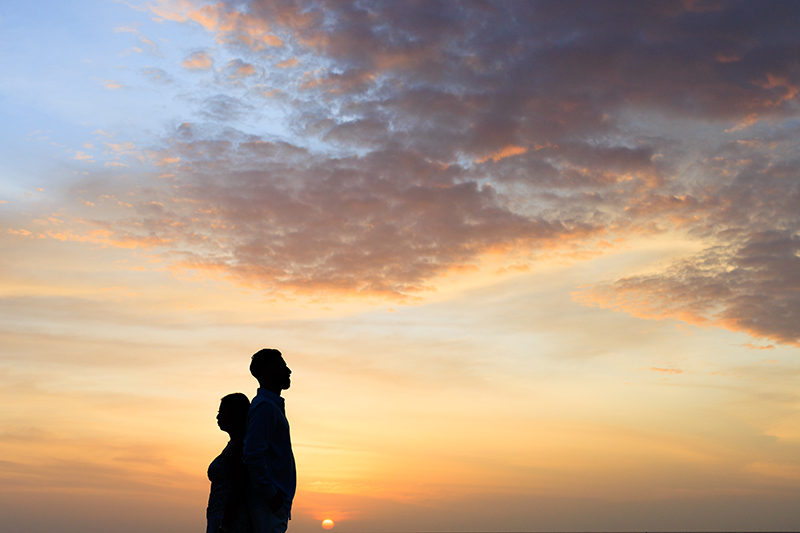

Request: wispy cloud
left=102, top=79, right=123, bottom=90
left=141, top=66, right=173, bottom=84
left=114, top=24, right=161, bottom=55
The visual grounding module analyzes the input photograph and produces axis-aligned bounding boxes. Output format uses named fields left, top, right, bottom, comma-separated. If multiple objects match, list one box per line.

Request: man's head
left=250, top=348, right=292, bottom=393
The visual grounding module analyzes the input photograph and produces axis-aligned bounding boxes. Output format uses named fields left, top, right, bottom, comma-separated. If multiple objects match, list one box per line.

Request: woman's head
left=216, top=392, right=250, bottom=436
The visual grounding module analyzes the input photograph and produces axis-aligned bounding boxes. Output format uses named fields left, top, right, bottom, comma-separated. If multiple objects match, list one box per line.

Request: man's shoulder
left=249, top=389, right=282, bottom=413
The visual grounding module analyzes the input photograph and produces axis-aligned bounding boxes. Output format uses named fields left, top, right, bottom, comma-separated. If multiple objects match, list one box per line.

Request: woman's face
left=216, top=402, right=235, bottom=433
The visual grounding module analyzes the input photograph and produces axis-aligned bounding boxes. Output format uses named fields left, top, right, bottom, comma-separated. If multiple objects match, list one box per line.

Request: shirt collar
left=256, top=387, right=285, bottom=405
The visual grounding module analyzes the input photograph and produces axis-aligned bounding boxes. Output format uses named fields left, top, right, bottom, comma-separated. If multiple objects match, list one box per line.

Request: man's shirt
left=243, top=388, right=297, bottom=506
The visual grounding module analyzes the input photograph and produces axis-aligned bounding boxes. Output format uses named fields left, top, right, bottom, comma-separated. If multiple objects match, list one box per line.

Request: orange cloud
left=275, top=57, right=298, bottom=68
left=576, top=232, right=800, bottom=347
left=475, top=145, right=528, bottom=163
left=104, top=141, right=136, bottom=153
left=44, top=131, right=613, bottom=299
left=234, top=64, right=255, bottom=77
left=150, top=0, right=283, bottom=51
left=182, top=50, right=213, bottom=70
left=223, top=59, right=256, bottom=79
left=743, top=343, right=775, bottom=351
left=756, top=73, right=799, bottom=106
left=43, top=228, right=173, bottom=249
left=299, top=69, right=376, bottom=94
left=102, top=80, right=122, bottom=90
left=715, top=52, right=740, bottom=63
left=649, top=367, right=684, bottom=374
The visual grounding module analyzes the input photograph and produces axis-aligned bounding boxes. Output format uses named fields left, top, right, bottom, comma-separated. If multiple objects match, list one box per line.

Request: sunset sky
left=2, top=1, right=800, bottom=532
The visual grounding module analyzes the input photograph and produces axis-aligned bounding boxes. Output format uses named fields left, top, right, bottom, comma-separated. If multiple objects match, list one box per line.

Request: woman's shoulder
left=222, top=437, right=246, bottom=463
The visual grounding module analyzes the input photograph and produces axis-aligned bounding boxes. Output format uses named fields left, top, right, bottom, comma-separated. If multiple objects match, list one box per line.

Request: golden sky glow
left=2, top=1, right=800, bottom=532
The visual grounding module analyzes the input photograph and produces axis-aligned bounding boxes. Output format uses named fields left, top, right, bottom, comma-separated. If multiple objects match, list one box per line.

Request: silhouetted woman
left=207, top=393, right=252, bottom=533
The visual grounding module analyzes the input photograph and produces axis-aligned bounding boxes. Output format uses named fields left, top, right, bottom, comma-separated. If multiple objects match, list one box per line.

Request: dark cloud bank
left=87, top=1, right=800, bottom=344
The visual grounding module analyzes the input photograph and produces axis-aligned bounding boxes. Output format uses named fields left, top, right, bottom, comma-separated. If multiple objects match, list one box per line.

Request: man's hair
left=250, top=348, right=282, bottom=378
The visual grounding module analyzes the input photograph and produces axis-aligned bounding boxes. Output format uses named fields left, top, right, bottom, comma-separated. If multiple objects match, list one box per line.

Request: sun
left=322, top=519, right=335, bottom=529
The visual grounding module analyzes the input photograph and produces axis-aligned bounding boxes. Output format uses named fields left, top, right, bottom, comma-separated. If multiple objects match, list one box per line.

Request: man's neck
left=259, top=382, right=283, bottom=396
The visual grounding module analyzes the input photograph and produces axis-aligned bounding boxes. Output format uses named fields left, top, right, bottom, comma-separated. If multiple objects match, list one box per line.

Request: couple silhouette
left=206, top=349, right=296, bottom=533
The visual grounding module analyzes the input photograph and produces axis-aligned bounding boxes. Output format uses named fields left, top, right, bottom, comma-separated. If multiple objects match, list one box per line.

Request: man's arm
left=242, top=400, right=285, bottom=514
left=243, top=402, right=276, bottom=496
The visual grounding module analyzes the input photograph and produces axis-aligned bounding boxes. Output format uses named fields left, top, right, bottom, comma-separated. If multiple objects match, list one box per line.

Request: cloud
left=141, top=67, right=173, bottom=84
left=573, top=118, right=800, bottom=345
left=744, top=344, right=775, bottom=351
left=103, top=141, right=136, bottom=154
left=182, top=50, right=214, bottom=70
left=72, top=151, right=94, bottom=162
left=222, top=58, right=257, bottom=79
left=275, top=57, right=298, bottom=68
left=475, top=145, right=528, bottom=164
left=150, top=0, right=284, bottom=51
left=577, top=231, right=800, bottom=346
left=649, top=367, right=683, bottom=374
left=199, top=94, right=254, bottom=121
left=755, top=74, right=800, bottom=107
left=53, top=1, right=800, bottom=338
left=102, top=79, right=122, bottom=90
left=57, top=130, right=603, bottom=297
left=114, top=25, right=161, bottom=55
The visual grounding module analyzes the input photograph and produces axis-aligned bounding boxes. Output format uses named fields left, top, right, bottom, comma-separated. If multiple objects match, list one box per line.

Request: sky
left=1, top=1, right=800, bottom=531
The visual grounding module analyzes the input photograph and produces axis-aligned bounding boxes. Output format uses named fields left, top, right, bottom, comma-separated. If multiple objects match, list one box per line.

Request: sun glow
left=322, top=519, right=335, bottom=529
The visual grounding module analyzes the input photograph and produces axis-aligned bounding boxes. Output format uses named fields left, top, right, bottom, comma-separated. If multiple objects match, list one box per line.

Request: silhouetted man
left=243, top=349, right=296, bottom=533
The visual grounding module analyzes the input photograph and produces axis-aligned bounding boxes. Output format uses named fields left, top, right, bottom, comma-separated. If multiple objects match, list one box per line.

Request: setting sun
left=322, top=519, right=334, bottom=529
